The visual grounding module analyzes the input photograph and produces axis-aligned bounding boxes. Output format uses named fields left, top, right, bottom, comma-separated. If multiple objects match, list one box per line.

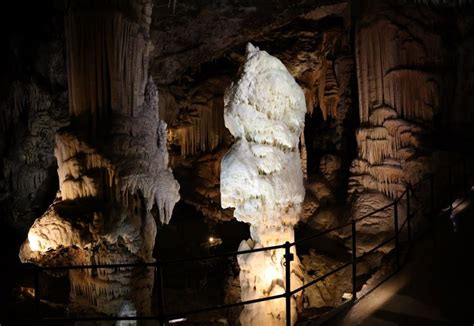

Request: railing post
left=406, top=186, right=411, bottom=243
left=284, top=241, right=293, bottom=326
left=351, top=220, right=357, bottom=301
left=156, top=260, right=166, bottom=326
left=394, top=201, right=400, bottom=270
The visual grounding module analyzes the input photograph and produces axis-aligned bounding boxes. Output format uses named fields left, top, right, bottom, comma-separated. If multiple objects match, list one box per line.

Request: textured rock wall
left=348, top=1, right=443, bottom=251
left=0, top=81, right=68, bottom=229
left=0, top=3, right=68, bottom=232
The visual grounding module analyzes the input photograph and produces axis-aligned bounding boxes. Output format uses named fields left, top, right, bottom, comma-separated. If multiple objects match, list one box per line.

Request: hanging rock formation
left=348, top=2, right=442, bottom=251
left=166, top=81, right=227, bottom=158
left=19, top=0, right=180, bottom=317
left=221, top=43, right=306, bottom=326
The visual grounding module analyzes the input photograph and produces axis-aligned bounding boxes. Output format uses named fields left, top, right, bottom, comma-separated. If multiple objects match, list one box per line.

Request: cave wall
left=0, top=2, right=68, bottom=232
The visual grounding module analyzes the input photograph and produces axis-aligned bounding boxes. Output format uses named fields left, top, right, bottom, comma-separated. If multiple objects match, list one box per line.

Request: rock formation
left=19, top=0, right=180, bottom=317
left=161, top=8, right=355, bottom=225
left=221, top=43, right=306, bottom=325
left=348, top=2, right=442, bottom=251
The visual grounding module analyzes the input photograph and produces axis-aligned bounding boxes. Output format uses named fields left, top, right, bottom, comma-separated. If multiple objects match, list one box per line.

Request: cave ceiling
left=150, top=0, right=349, bottom=84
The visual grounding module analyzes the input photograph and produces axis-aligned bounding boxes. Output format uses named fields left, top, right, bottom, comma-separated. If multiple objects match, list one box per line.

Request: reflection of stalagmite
left=19, top=0, right=180, bottom=318
left=221, top=44, right=306, bottom=325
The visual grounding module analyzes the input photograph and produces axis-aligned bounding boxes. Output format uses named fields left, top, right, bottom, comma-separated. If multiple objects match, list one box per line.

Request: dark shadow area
left=324, top=191, right=474, bottom=325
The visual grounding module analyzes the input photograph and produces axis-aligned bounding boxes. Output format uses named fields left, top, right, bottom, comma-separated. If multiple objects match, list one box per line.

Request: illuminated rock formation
left=221, top=43, right=306, bottom=325
left=348, top=3, right=441, bottom=249
left=155, top=9, right=354, bottom=225
left=19, top=0, right=180, bottom=317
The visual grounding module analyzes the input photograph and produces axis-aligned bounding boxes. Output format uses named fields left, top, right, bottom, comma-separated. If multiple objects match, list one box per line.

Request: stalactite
left=173, top=99, right=225, bottom=157
left=298, top=57, right=342, bottom=122
left=319, top=61, right=339, bottom=120
left=65, top=8, right=151, bottom=131
left=356, top=17, right=440, bottom=124
left=352, top=5, right=439, bottom=202
left=384, top=70, right=438, bottom=121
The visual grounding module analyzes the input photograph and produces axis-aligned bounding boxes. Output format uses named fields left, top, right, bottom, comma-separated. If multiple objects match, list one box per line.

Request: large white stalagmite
left=19, top=0, right=180, bottom=318
left=221, top=44, right=306, bottom=325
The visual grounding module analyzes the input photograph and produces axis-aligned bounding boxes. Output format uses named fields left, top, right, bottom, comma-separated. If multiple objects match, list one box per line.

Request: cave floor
left=323, top=192, right=474, bottom=326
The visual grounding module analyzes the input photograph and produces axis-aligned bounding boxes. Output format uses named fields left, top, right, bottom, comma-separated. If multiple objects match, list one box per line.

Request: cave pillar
left=19, top=0, right=180, bottom=318
left=221, top=44, right=306, bottom=325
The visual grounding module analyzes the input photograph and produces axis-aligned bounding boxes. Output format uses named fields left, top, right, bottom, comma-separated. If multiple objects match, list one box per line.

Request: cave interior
left=1, top=0, right=474, bottom=325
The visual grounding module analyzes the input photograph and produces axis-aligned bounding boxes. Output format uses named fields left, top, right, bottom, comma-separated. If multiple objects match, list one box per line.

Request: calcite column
left=220, top=44, right=306, bottom=326
left=19, top=0, right=180, bottom=318
left=348, top=2, right=441, bottom=246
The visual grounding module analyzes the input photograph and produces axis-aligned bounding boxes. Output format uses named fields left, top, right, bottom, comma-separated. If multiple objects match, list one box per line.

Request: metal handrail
left=23, top=155, right=473, bottom=325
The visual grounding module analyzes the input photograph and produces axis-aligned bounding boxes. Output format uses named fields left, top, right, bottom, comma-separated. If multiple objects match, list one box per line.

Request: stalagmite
left=221, top=43, right=306, bottom=326
left=19, top=0, right=180, bottom=318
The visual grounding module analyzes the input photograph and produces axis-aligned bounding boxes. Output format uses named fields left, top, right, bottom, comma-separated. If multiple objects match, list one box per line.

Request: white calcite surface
left=221, top=43, right=306, bottom=231
left=221, top=43, right=306, bottom=325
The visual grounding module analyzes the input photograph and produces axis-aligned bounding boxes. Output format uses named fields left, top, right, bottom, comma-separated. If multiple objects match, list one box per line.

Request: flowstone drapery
left=221, top=44, right=306, bottom=325
left=19, top=0, right=180, bottom=318
left=348, top=2, right=441, bottom=251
